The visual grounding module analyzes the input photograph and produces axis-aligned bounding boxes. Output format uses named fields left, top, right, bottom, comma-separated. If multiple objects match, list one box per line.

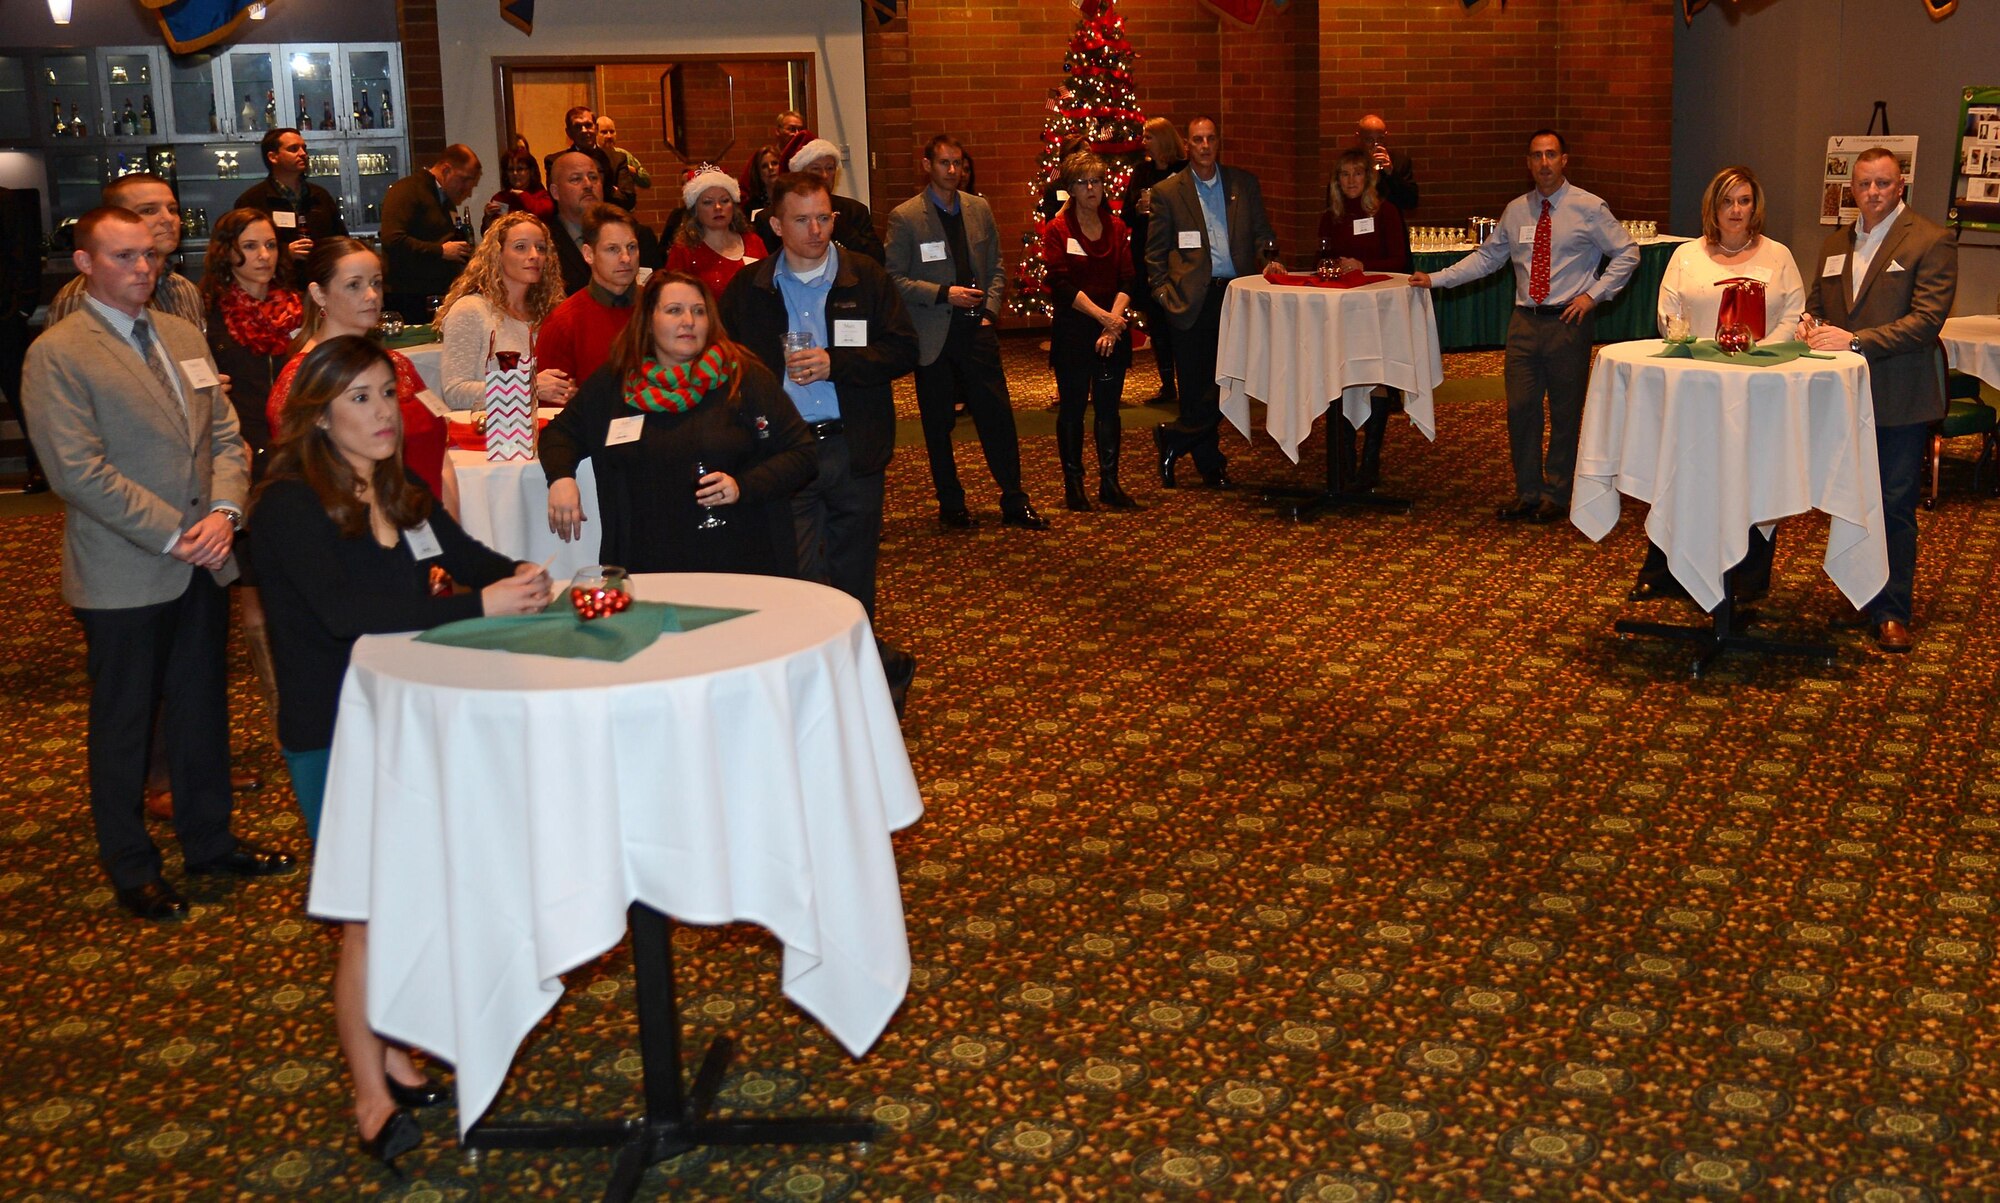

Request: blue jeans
left=1868, top=421, right=1930, bottom=625
left=282, top=747, right=331, bottom=842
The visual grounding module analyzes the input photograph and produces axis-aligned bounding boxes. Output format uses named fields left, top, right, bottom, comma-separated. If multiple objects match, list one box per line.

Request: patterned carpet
left=3, top=341, right=1997, bottom=1201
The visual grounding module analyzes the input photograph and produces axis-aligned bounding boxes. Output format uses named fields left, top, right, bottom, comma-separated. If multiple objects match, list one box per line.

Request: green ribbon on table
left=380, top=324, right=437, bottom=350
left=415, top=600, right=753, bottom=662
left=1650, top=339, right=1836, bottom=367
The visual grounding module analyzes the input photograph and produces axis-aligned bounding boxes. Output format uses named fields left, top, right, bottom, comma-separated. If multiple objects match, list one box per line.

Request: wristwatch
left=1849, top=337, right=1862, bottom=354
left=215, top=505, right=243, bottom=531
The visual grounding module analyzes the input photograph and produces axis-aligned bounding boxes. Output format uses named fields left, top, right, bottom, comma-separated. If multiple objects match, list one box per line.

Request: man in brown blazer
left=1144, top=116, right=1278, bottom=489
left=1802, top=147, right=1958, bottom=653
left=24, top=207, right=291, bottom=920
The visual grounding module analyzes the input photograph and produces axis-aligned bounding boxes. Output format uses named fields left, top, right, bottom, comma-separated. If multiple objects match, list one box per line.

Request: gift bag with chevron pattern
left=485, top=349, right=535, bottom=462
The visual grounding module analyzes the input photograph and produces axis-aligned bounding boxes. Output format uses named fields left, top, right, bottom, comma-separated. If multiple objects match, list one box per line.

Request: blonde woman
left=434, top=210, right=570, bottom=411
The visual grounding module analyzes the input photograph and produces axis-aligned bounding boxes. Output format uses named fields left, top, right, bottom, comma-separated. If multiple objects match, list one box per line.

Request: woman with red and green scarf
left=203, top=207, right=307, bottom=475
left=541, top=270, right=817, bottom=576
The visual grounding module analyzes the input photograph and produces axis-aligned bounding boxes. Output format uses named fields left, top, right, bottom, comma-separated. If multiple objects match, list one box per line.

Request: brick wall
left=598, top=61, right=801, bottom=235
left=1557, top=0, right=1676, bottom=223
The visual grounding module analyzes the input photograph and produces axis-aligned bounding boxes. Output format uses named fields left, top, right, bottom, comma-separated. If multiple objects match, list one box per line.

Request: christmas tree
left=1010, top=0, right=1148, bottom=318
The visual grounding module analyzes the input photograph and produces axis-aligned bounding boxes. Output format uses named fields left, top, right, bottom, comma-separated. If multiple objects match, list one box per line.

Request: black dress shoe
left=938, top=506, right=977, bottom=529
left=358, top=1107, right=422, bottom=1171
left=1626, top=580, right=1690, bottom=603
left=387, top=1074, right=449, bottom=1108
left=1153, top=425, right=1181, bottom=488
left=185, top=841, right=296, bottom=877
left=1530, top=498, right=1564, bottom=523
left=1201, top=468, right=1234, bottom=490
left=1495, top=500, right=1542, bottom=521
left=1000, top=503, right=1050, bottom=530
left=116, top=879, right=189, bottom=921
left=878, top=642, right=916, bottom=719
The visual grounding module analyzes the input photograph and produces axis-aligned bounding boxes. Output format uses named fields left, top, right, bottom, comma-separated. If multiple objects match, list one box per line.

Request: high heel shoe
left=386, top=1073, right=449, bottom=1108
left=358, top=1107, right=421, bottom=1171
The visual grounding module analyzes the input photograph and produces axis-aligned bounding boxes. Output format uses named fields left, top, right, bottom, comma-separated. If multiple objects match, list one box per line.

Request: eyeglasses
left=1075, top=177, right=1106, bottom=188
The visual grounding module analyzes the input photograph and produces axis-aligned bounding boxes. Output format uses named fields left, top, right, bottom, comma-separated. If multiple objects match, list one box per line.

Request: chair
left=1926, top=342, right=1998, bottom=509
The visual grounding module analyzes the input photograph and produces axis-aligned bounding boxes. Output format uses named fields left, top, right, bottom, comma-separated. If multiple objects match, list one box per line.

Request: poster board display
left=1948, top=87, right=2000, bottom=232
left=1820, top=135, right=1919, bottom=225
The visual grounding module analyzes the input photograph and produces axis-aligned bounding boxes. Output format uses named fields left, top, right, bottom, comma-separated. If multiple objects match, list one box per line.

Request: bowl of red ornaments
left=567, top=565, right=633, bottom=621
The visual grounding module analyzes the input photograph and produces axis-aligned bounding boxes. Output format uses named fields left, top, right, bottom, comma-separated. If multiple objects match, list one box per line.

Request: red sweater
left=1315, top=196, right=1412, bottom=274
left=267, top=349, right=446, bottom=497
left=538, top=286, right=638, bottom=386
left=665, top=230, right=767, bottom=300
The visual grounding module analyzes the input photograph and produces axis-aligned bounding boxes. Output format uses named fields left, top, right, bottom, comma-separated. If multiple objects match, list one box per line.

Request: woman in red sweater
left=1314, top=149, right=1413, bottom=490
left=1041, top=151, right=1141, bottom=511
left=665, top=169, right=766, bottom=299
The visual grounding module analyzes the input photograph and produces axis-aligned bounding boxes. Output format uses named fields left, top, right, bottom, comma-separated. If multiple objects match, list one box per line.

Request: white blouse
left=436, top=293, right=536, bottom=411
left=1656, top=236, right=1805, bottom=343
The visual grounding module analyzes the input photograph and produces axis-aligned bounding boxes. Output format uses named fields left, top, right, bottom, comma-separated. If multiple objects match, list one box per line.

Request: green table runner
left=416, top=600, right=752, bottom=662
left=1650, top=339, right=1835, bottom=368
left=381, top=324, right=437, bottom=350
left=1412, top=239, right=1679, bottom=351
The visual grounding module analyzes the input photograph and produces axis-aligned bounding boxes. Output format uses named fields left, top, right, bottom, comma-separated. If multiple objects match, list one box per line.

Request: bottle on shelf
left=140, top=96, right=156, bottom=136
left=69, top=105, right=87, bottom=137
left=358, top=93, right=375, bottom=130
left=263, top=90, right=277, bottom=129
left=50, top=101, right=64, bottom=137
left=121, top=99, right=138, bottom=136
left=321, top=100, right=336, bottom=131
left=298, top=95, right=309, bottom=130
left=380, top=90, right=393, bottom=129
left=239, top=94, right=255, bottom=131
left=208, top=97, right=218, bottom=133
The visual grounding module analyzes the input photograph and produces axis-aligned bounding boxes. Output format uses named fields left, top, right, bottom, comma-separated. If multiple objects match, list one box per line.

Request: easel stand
left=463, top=902, right=879, bottom=1203
left=1615, top=567, right=1836, bottom=677
left=1259, top=409, right=1412, bottom=521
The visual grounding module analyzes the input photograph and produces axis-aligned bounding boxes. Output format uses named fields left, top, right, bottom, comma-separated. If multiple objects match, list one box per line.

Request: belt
left=1516, top=303, right=1572, bottom=317
left=808, top=419, right=845, bottom=440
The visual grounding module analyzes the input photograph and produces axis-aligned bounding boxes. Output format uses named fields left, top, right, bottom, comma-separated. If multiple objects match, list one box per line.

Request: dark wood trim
left=490, top=53, right=818, bottom=155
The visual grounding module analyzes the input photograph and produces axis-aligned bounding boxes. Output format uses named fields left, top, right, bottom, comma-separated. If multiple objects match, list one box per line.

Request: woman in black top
left=1121, top=117, right=1188, bottom=406
left=542, top=270, right=816, bottom=576
left=250, top=336, right=551, bottom=1170
left=203, top=207, right=303, bottom=472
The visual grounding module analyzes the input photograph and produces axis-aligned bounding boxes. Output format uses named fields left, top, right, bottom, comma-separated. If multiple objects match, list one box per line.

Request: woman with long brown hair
left=203, top=207, right=303, bottom=466
left=251, top=335, right=549, bottom=1170
left=435, top=210, right=569, bottom=411
left=541, top=269, right=816, bottom=575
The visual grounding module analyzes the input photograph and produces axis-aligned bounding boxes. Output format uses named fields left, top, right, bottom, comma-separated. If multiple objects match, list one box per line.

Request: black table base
left=1257, top=410, right=1412, bottom=520
left=463, top=902, right=879, bottom=1203
left=1616, top=579, right=1836, bottom=678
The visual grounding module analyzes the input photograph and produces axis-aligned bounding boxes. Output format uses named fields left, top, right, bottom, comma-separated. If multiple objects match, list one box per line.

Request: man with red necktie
left=1412, top=129, right=1638, bottom=522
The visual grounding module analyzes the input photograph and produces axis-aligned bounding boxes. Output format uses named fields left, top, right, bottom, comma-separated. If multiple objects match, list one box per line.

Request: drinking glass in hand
left=692, top=461, right=728, bottom=530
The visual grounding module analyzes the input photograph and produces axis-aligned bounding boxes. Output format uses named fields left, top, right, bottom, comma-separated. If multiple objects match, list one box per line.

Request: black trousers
left=912, top=319, right=1026, bottom=511
left=1635, top=530, right=1776, bottom=602
left=75, top=573, right=238, bottom=888
left=1868, top=420, right=1930, bottom=624
left=1502, top=307, right=1594, bottom=505
left=791, top=431, right=886, bottom=618
left=1140, top=294, right=1176, bottom=393
left=1166, top=284, right=1229, bottom=476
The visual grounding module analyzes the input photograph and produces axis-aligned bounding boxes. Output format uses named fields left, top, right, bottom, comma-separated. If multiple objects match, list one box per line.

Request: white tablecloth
left=451, top=448, right=602, bottom=581
left=1942, top=315, right=2000, bottom=390
left=1217, top=274, right=1445, bottom=463
left=403, top=341, right=442, bottom=393
left=1571, top=339, right=1888, bottom=611
left=306, top=572, right=924, bottom=1136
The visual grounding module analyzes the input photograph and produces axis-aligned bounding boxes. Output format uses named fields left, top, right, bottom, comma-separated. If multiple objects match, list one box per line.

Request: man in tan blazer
left=25, top=207, right=291, bottom=920
left=1144, top=116, right=1278, bottom=489
left=1803, top=147, right=1958, bottom=653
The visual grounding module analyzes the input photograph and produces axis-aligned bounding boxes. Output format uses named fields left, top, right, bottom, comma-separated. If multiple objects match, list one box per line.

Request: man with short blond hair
left=46, top=174, right=203, bottom=330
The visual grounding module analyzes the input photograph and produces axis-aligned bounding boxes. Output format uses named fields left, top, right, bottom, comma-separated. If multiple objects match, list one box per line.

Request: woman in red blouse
left=665, top=169, right=767, bottom=299
left=266, top=238, right=456, bottom=516
left=1315, top=149, right=1413, bottom=490
left=1041, top=151, right=1141, bottom=511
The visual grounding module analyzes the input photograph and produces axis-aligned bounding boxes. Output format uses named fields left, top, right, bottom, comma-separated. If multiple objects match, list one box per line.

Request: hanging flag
left=1201, top=0, right=1265, bottom=28
left=500, top=0, right=533, bottom=34
left=139, top=0, right=258, bottom=54
left=863, top=0, right=899, bottom=25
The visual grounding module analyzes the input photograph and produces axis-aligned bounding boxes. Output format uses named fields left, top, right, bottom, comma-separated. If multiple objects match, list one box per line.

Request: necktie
left=130, top=317, right=181, bottom=411
left=1529, top=198, right=1553, bottom=305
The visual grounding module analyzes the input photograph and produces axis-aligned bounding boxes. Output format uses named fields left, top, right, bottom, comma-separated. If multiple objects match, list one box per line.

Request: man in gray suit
left=1802, top=147, right=1958, bottom=653
left=24, top=207, right=291, bottom=921
left=885, top=135, right=1045, bottom=529
left=1145, top=116, right=1278, bottom=489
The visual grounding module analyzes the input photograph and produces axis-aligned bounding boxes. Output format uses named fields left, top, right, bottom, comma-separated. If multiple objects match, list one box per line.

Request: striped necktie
left=130, top=317, right=181, bottom=412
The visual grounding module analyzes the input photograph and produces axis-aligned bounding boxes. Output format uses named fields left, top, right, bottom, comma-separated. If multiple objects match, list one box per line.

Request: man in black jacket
left=233, top=127, right=348, bottom=264
left=722, top=173, right=919, bottom=704
left=380, top=145, right=480, bottom=322
left=545, top=149, right=601, bottom=295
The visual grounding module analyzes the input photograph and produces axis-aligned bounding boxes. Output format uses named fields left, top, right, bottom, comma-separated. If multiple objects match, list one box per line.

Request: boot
left=1356, top=400, right=1389, bottom=492
left=1058, top=415, right=1092, bottom=511
left=1095, top=411, right=1140, bottom=508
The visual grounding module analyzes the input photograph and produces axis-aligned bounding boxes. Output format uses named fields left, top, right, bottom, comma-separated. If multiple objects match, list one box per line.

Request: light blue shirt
left=1193, top=167, right=1236, bottom=279
left=1428, top=181, right=1638, bottom=307
left=773, top=244, right=843, bottom=422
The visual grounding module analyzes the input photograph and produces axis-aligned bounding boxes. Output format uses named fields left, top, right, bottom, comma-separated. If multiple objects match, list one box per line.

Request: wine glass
left=1258, top=236, right=1279, bottom=271
left=692, top=461, right=728, bottom=530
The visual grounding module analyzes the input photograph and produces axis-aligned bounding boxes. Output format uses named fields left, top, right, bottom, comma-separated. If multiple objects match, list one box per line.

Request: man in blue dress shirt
left=1413, top=130, right=1638, bottom=522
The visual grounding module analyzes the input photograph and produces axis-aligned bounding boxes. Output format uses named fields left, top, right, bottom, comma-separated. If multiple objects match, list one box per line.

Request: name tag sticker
left=834, top=319, right=868, bottom=347
left=179, top=358, right=220, bottom=389
left=605, top=415, right=644, bottom=446
left=1352, top=216, right=1376, bottom=236
left=415, top=388, right=450, bottom=417
left=403, top=521, right=443, bottom=560
left=1518, top=225, right=1538, bottom=243
left=1066, top=237, right=1087, bottom=256
left=1055, top=189, right=1069, bottom=203
left=1887, top=259, right=1906, bottom=273
left=271, top=210, right=298, bottom=229
left=1178, top=229, right=1203, bottom=249
left=1822, top=253, right=1846, bottom=278
left=1745, top=265, right=1773, bottom=283
left=919, top=240, right=947, bottom=262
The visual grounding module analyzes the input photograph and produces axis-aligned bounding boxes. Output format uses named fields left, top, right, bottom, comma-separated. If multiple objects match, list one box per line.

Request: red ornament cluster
left=570, top=585, right=633, bottom=620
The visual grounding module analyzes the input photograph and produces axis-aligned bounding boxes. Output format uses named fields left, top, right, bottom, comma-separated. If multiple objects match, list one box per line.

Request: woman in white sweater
left=434, top=211, right=571, bottom=411
left=1630, top=166, right=1804, bottom=606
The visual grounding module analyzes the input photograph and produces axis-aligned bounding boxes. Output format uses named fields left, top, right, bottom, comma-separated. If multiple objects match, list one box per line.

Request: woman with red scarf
left=204, top=208, right=305, bottom=475
left=540, top=270, right=815, bottom=576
